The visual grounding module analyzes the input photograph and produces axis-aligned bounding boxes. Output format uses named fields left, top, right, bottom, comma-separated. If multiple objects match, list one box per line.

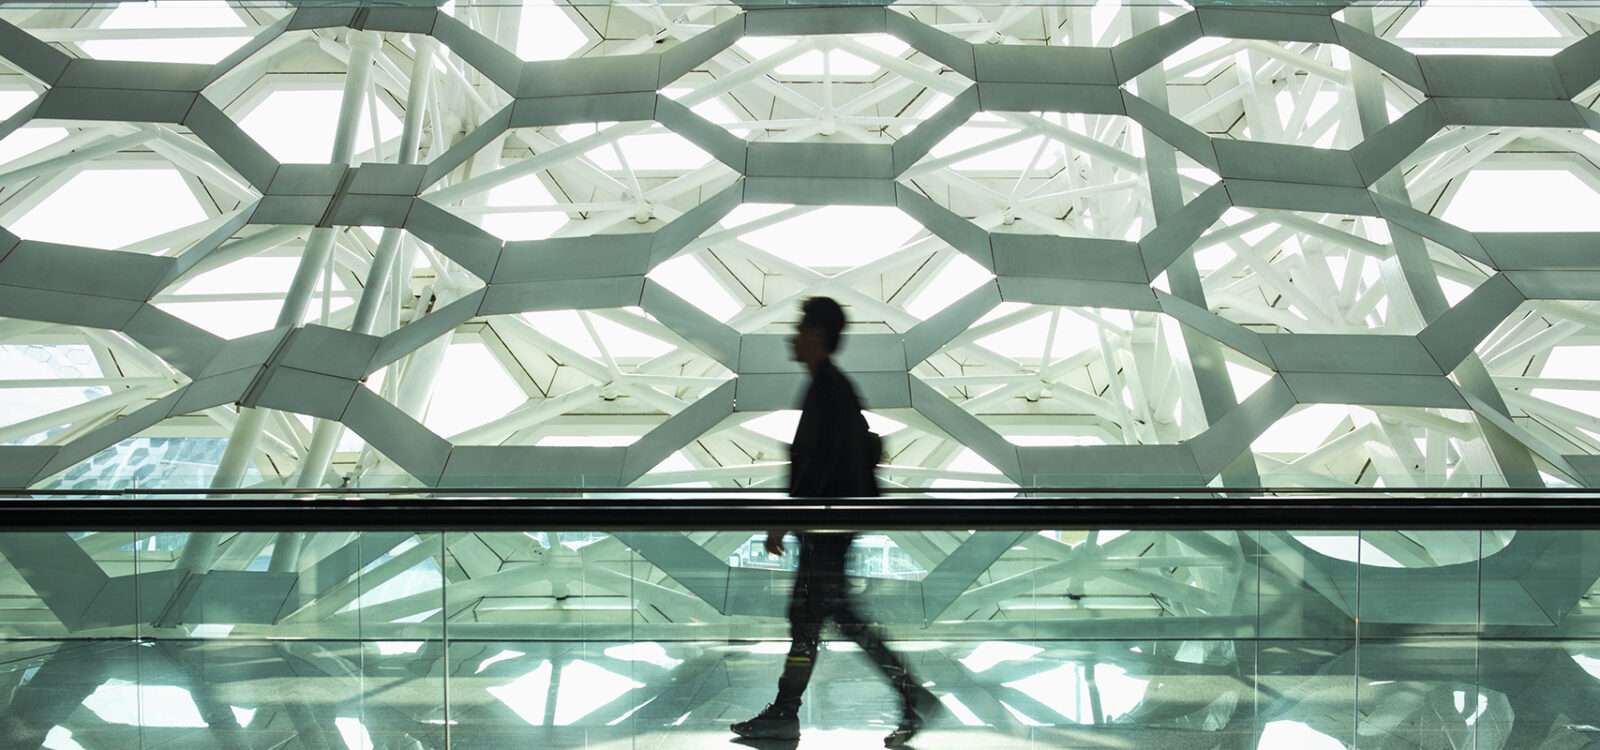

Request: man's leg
left=833, top=599, right=914, bottom=692
left=826, top=541, right=940, bottom=747
left=773, top=534, right=830, bottom=710
left=732, top=534, right=827, bottom=739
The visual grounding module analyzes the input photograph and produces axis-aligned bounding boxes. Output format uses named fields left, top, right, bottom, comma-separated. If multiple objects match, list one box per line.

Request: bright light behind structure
left=8, top=168, right=208, bottom=250
left=83, top=1, right=252, bottom=64
left=580, top=130, right=715, bottom=172
left=1394, top=0, right=1563, bottom=54
left=1440, top=168, right=1600, bottom=231
left=647, top=255, right=744, bottom=321
left=515, top=0, right=590, bottom=61
left=83, top=682, right=208, bottom=727
left=0, top=344, right=109, bottom=443
left=732, top=204, right=924, bottom=271
left=1002, top=663, right=1149, bottom=724
left=482, top=172, right=565, bottom=240
left=1258, top=720, right=1346, bottom=750
left=238, top=89, right=403, bottom=163
left=734, top=34, right=910, bottom=77
left=553, top=660, right=644, bottom=725
left=424, top=342, right=525, bottom=439
left=490, top=660, right=553, bottom=725
left=0, top=89, right=39, bottom=122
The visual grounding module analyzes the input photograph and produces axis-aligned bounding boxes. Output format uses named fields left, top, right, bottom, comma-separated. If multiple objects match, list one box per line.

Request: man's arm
left=792, top=370, right=858, bottom=497
left=765, top=531, right=786, bottom=556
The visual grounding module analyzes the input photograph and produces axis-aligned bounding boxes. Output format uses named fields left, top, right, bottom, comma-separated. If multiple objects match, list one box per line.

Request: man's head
left=791, top=296, right=845, bottom=370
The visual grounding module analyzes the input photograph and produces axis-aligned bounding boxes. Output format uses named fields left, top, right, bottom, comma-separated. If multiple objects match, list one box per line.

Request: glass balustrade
left=0, top=505, right=1596, bottom=749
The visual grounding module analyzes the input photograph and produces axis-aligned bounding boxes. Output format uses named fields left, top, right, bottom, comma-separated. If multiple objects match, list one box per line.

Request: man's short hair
left=800, top=296, right=846, bottom=353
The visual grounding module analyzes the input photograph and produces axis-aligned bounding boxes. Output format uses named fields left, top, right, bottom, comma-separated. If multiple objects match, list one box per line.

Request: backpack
left=858, top=427, right=883, bottom=495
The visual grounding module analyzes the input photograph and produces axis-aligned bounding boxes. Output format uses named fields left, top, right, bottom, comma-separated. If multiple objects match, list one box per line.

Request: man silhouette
left=731, top=296, right=938, bottom=747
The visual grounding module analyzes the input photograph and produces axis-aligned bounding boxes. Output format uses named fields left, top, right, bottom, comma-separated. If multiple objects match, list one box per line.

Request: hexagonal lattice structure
left=2, top=1, right=1600, bottom=492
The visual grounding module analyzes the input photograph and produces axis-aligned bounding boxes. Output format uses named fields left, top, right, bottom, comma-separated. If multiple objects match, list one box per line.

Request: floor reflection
left=3, top=637, right=1599, bottom=749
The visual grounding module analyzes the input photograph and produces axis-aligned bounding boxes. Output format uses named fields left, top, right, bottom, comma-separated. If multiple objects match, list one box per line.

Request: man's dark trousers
left=773, top=531, right=913, bottom=709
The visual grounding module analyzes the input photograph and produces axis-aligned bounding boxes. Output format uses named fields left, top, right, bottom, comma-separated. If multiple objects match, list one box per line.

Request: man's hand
left=764, top=531, right=786, bottom=556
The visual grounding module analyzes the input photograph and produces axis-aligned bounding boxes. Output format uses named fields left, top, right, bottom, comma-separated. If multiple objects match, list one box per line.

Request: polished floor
left=3, top=636, right=1599, bottom=749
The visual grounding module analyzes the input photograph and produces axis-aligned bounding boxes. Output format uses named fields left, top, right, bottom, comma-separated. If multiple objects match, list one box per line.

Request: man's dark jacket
left=789, top=361, right=879, bottom=499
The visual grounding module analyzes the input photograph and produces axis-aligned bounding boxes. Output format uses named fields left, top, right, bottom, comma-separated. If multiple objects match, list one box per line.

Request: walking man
left=731, top=296, right=939, bottom=747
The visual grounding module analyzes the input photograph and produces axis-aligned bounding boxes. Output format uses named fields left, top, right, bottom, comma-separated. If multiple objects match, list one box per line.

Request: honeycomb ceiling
left=2, top=0, right=1600, bottom=490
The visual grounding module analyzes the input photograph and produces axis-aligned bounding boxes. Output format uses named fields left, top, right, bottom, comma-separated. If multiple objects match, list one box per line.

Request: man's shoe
left=884, top=712, right=921, bottom=747
left=885, top=685, right=940, bottom=747
left=731, top=703, right=800, bottom=740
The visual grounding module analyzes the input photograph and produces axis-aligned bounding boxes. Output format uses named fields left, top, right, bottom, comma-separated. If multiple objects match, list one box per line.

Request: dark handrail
left=3, top=485, right=1599, bottom=497
left=2, top=489, right=1599, bottom=530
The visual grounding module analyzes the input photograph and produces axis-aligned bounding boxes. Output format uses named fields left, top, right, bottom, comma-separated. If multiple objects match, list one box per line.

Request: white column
left=193, top=31, right=385, bottom=576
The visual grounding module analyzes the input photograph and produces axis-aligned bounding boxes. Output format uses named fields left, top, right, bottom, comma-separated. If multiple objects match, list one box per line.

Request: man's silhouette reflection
left=731, top=297, right=938, bottom=747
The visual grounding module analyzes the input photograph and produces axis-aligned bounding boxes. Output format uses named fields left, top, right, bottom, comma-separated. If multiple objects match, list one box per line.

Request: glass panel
left=127, top=531, right=446, bottom=747
left=445, top=529, right=621, bottom=746
left=0, top=531, right=142, bottom=748
left=0, top=531, right=140, bottom=640
left=1257, top=530, right=1359, bottom=640
left=356, top=531, right=447, bottom=749
left=1353, top=530, right=1481, bottom=749
left=5, top=523, right=1599, bottom=748
left=1252, top=529, right=1360, bottom=748
left=1357, top=530, right=1486, bottom=638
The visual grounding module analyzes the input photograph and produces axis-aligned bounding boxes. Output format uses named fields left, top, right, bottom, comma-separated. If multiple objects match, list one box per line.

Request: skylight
left=0, top=125, right=68, bottom=169
left=1440, top=168, right=1600, bottom=232
left=575, top=128, right=714, bottom=172
left=1226, top=359, right=1274, bottom=403
left=7, top=167, right=208, bottom=250
left=662, top=87, right=742, bottom=127
left=171, top=255, right=301, bottom=296
left=515, top=0, right=591, bottom=61
left=647, top=254, right=744, bottom=322
left=81, top=1, right=252, bottom=64
left=904, top=253, right=995, bottom=320
left=421, top=342, right=526, bottom=439
left=159, top=252, right=354, bottom=338
left=1530, top=387, right=1600, bottom=422
left=1163, top=37, right=1235, bottom=81
left=735, top=35, right=910, bottom=77
left=237, top=88, right=402, bottom=163
left=480, top=172, right=566, bottom=241
left=1541, top=345, right=1600, bottom=380
left=974, top=307, right=1124, bottom=363
left=1251, top=404, right=1349, bottom=455
left=1394, top=0, right=1564, bottom=54
left=521, top=310, right=675, bottom=361
left=0, top=344, right=110, bottom=445
left=946, top=447, right=1004, bottom=476
left=0, top=89, right=39, bottom=122
left=930, top=116, right=1069, bottom=172
left=156, top=299, right=289, bottom=339
left=733, top=204, right=923, bottom=272
left=742, top=410, right=801, bottom=442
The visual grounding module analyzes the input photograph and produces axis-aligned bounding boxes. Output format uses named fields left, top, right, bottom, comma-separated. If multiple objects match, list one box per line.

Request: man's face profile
left=790, top=323, right=829, bottom=368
